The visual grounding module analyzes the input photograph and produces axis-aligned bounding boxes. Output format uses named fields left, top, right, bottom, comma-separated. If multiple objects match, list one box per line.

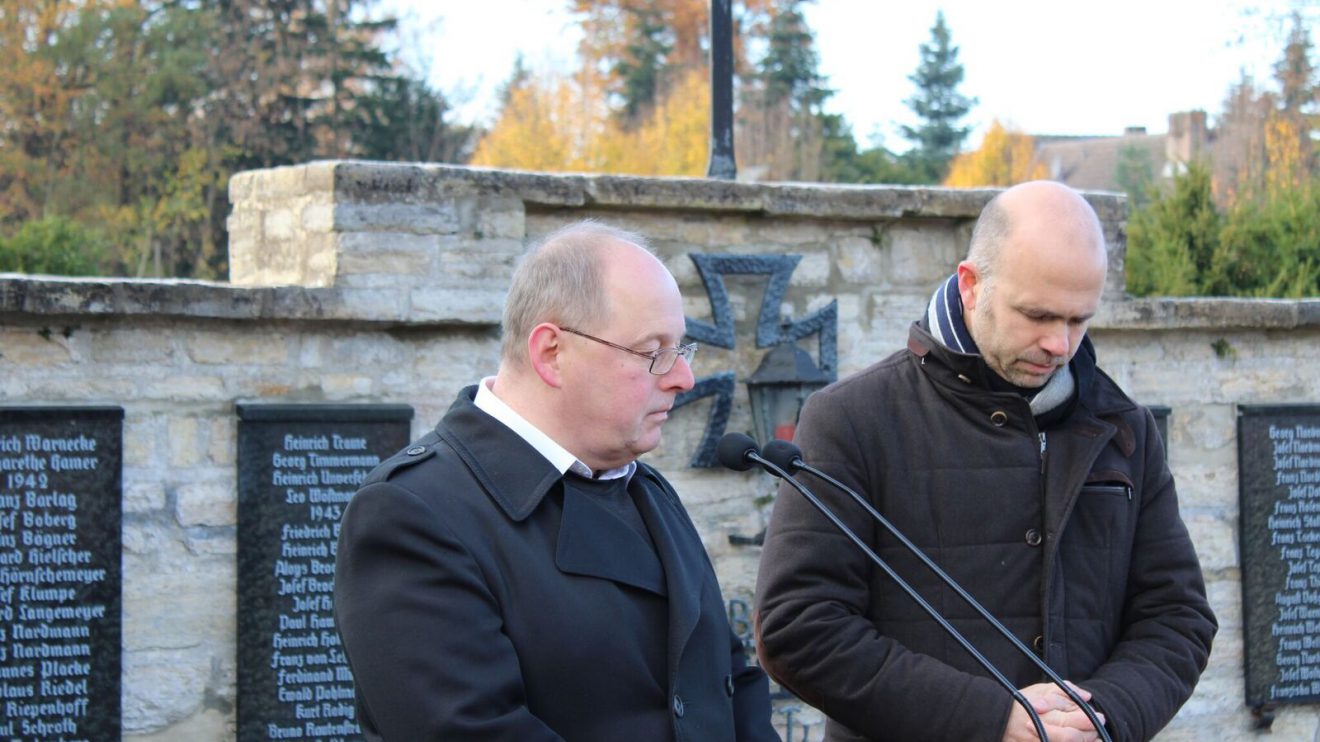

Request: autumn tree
left=0, top=0, right=467, bottom=278
left=943, top=121, right=1045, bottom=187
left=901, top=11, right=976, bottom=183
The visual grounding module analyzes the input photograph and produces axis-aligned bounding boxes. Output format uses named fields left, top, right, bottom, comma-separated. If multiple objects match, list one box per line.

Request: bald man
left=335, top=221, right=777, bottom=740
left=755, top=182, right=1216, bottom=742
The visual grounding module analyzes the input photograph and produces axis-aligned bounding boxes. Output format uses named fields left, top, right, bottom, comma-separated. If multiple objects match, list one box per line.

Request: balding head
left=500, top=220, right=656, bottom=370
left=967, top=180, right=1107, bottom=294
left=957, top=181, right=1110, bottom=387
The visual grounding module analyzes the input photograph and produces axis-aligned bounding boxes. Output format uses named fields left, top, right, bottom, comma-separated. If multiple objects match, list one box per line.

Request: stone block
left=335, top=202, right=464, bottom=234
left=123, top=544, right=235, bottom=651
left=793, top=251, right=831, bottom=288
left=880, top=223, right=962, bottom=289
left=23, top=374, right=137, bottom=401
left=186, top=333, right=290, bottom=366
left=263, top=209, right=298, bottom=241
left=337, top=246, right=430, bottom=281
left=318, top=373, right=374, bottom=396
left=409, top=286, right=506, bottom=324
left=208, top=417, right=235, bottom=466
left=175, top=481, right=236, bottom=527
left=168, top=417, right=202, bottom=467
left=0, top=326, right=73, bottom=365
left=125, top=480, right=167, bottom=513
left=474, top=195, right=526, bottom=239
left=1185, top=512, right=1236, bottom=571
left=91, top=327, right=173, bottom=364
left=328, top=287, right=409, bottom=322
left=834, top=235, right=883, bottom=285
left=301, top=203, right=335, bottom=232
left=122, top=647, right=213, bottom=732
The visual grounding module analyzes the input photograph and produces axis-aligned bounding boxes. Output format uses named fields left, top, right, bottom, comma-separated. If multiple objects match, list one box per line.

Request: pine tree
left=900, top=11, right=976, bottom=183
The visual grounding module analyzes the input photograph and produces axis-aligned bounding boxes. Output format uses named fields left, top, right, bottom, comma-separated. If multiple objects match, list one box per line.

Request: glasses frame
left=558, top=326, right=697, bottom=375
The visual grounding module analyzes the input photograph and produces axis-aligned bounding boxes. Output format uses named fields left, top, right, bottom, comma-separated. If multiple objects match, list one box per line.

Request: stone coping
left=230, top=160, right=1128, bottom=222
left=3, top=274, right=1317, bottom=330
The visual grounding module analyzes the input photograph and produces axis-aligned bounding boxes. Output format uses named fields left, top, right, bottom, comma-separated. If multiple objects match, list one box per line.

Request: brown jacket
left=755, top=323, right=1216, bottom=742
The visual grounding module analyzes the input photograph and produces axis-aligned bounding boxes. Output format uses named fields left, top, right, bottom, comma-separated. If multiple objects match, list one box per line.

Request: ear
left=527, top=323, right=565, bottom=389
left=956, top=260, right=981, bottom=313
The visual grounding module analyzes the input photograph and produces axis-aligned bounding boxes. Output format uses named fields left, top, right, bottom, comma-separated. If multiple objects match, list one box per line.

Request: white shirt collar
left=473, top=377, right=634, bottom=481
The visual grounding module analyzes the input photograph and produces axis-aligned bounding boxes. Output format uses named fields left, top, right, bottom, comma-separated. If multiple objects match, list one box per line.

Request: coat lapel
left=633, top=466, right=704, bottom=682
left=555, top=485, right=667, bottom=596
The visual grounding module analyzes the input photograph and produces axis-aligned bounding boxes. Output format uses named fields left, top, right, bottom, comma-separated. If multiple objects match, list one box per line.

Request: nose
left=662, top=353, right=696, bottom=391
left=1039, top=322, right=1070, bottom=359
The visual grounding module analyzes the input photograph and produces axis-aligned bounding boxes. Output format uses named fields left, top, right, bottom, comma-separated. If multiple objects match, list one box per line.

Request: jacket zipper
left=1038, top=431, right=1047, bottom=475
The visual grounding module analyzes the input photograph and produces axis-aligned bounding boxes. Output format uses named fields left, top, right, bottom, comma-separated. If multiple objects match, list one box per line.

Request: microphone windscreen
left=716, top=433, right=759, bottom=471
left=762, top=439, right=803, bottom=473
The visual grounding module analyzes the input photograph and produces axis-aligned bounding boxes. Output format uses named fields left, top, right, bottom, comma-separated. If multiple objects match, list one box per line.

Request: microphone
left=720, top=434, right=1050, bottom=742
left=716, top=432, right=760, bottom=472
left=759, top=438, right=1111, bottom=742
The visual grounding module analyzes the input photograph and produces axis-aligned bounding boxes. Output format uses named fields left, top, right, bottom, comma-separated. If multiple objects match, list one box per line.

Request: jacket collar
left=435, top=385, right=565, bottom=522
left=906, top=322, right=1135, bottom=420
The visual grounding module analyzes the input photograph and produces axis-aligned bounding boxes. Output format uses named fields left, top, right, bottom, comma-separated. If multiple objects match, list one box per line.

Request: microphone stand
left=744, top=448, right=1051, bottom=742
left=762, top=440, right=1112, bottom=742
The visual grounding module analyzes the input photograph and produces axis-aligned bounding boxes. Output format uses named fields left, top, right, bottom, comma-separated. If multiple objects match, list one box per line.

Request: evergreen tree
left=738, top=0, right=834, bottom=180
left=615, top=5, right=672, bottom=121
left=900, top=11, right=976, bottom=183
left=1115, top=142, right=1157, bottom=210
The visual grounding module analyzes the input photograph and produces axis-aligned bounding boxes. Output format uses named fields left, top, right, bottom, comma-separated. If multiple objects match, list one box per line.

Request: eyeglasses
left=559, top=327, right=697, bottom=375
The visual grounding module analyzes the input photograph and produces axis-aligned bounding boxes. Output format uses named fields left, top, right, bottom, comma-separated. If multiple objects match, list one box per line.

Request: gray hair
left=966, top=193, right=1013, bottom=292
left=500, top=220, right=652, bottom=367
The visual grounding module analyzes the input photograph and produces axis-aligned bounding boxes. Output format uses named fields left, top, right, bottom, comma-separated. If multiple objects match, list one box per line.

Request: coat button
left=990, top=410, right=1008, bottom=426
left=672, top=694, right=685, bottom=717
left=406, top=445, right=426, bottom=456
left=1025, top=528, right=1043, bottom=547
left=724, top=674, right=735, bottom=697
left=1032, top=635, right=1045, bottom=654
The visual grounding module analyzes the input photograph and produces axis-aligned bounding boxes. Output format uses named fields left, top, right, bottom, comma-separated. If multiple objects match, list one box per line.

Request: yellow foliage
left=1264, top=113, right=1308, bottom=194
left=944, top=120, right=1047, bottom=187
left=471, top=67, right=708, bottom=177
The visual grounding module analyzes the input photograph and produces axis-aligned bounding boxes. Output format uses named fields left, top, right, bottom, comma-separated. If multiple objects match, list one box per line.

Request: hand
left=1001, top=682, right=1106, bottom=742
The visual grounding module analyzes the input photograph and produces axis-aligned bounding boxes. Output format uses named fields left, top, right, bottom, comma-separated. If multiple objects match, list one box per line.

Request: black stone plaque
left=0, top=406, right=122, bottom=741
left=1239, top=405, right=1320, bottom=708
left=1150, top=405, right=1170, bottom=457
left=237, top=404, right=412, bottom=742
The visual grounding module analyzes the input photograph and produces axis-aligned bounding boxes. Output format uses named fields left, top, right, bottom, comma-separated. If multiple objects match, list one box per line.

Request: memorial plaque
left=1239, top=405, right=1320, bottom=708
left=1150, top=405, right=1170, bottom=457
left=237, top=404, right=412, bottom=742
left=0, top=406, right=122, bottom=741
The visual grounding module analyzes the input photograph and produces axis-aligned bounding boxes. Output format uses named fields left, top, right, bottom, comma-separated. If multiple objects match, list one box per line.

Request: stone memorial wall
left=0, top=162, right=1319, bottom=740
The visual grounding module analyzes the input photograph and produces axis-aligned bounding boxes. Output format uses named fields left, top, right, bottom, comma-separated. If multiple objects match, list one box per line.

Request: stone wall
left=2, top=161, right=1319, bottom=740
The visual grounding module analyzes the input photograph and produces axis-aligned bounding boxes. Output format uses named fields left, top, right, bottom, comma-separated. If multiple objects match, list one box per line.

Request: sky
left=379, top=0, right=1313, bottom=152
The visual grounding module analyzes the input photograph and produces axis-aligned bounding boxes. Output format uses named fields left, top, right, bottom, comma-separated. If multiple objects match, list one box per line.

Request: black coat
left=755, top=324, right=1216, bottom=742
left=334, top=386, right=777, bottom=741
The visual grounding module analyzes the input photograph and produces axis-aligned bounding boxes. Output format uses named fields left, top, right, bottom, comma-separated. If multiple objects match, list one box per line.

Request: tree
left=737, top=0, right=832, bottom=180
left=1115, top=142, right=1157, bottom=210
left=900, top=11, right=976, bottom=183
left=1126, top=162, right=1220, bottom=297
left=942, top=120, right=1045, bottom=187
left=0, top=216, right=107, bottom=276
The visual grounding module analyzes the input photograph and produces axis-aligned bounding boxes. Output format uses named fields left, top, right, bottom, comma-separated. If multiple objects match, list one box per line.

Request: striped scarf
left=924, top=273, right=1075, bottom=418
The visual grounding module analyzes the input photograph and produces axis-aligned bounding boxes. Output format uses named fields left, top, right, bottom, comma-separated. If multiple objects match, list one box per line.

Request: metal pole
left=707, top=0, right=736, bottom=179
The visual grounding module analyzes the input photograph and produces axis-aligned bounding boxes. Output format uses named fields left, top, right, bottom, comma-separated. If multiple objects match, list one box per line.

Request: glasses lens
left=650, top=348, right=678, bottom=375
left=649, top=344, right=696, bottom=375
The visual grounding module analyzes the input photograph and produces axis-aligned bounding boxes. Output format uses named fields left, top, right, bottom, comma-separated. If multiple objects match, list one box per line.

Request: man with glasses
left=334, top=221, right=777, bottom=741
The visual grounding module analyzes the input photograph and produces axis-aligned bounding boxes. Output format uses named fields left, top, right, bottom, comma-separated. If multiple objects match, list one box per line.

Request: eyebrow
left=1017, top=305, right=1096, bottom=323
